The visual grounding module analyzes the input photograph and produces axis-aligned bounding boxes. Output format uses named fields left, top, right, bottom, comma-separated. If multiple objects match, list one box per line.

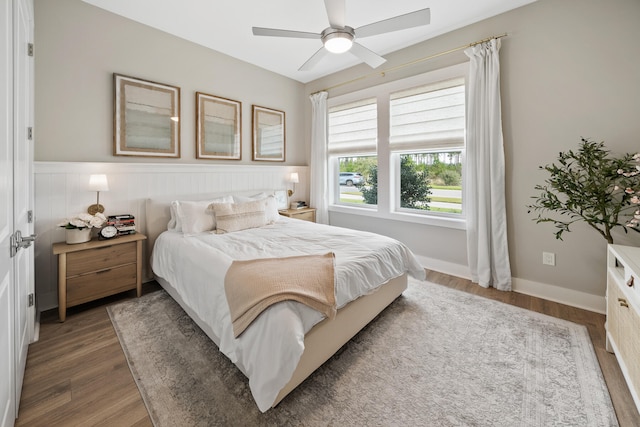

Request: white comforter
left=151, top=217, right=425, bottom=411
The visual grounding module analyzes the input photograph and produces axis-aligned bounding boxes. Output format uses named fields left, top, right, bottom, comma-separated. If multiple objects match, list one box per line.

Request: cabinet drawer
left=66, top=242, right=136, bottom=277
left=291, top=211, right=315, bottom=222
left=67, top=263, right=137, bottom=307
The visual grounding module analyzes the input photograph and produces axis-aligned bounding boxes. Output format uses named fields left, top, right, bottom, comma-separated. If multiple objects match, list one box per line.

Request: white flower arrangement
left=58, top=212, right=106, bottom=230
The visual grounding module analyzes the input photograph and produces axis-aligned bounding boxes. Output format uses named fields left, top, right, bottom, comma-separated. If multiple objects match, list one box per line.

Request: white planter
left=65, top=228, right=91, bottom=244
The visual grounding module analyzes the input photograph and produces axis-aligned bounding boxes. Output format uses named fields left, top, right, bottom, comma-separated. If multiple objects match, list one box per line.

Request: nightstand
left=279, top=207, right=316, bottom=223
left=52, top=233, right=147, bottom=322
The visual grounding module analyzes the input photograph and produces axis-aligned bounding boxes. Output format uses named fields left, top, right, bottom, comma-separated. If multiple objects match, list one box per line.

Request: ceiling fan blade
left=324, top=0, right=345, bottom=29
left=355, top=8, right=430, bottom=38
left=252, top=27, right=321, bottom=39
left=299, top=47, right=329, bottom=71
left=350, top=42, right=387, bottom=69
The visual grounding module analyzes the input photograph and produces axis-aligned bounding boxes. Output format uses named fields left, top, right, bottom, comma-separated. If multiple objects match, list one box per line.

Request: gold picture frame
left=196, top=92, right=241, bottom=160
left=113, top=74, right=181, bottom=158
left=252, top=105, right=285, bottom=162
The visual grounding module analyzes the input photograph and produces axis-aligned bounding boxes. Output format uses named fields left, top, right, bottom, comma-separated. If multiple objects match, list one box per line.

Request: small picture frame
left=196, top=92, right=242, bottom=160
left=252, top=105, right=285, bottom=162
left=113, top=74, right=181, bottom=158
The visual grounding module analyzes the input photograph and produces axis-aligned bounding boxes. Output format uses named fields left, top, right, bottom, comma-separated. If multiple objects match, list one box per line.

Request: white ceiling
left=82, top=0, right=536, bottom=84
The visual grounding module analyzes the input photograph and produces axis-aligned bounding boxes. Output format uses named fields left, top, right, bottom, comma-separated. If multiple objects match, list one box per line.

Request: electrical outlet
left=542, top=252, right=556, bottom=266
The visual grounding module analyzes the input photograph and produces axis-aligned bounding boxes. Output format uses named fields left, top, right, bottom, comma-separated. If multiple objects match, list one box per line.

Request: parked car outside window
left=339, top=172, right=364, bottom=186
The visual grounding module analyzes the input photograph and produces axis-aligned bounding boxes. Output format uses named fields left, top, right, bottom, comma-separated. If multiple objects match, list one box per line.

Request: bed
left=145, top=191, right=425, bottom=412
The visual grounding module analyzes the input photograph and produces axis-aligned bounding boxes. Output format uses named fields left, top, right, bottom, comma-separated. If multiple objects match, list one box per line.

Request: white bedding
left=150, top=217, right=425, bottom=412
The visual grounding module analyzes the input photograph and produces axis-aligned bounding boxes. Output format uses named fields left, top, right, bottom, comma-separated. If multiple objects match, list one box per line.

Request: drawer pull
left=96, top=268, right=112, bottom=274
left=618, top=299, right=629, bottom=308
left=626, top=276, right=634, bottom=287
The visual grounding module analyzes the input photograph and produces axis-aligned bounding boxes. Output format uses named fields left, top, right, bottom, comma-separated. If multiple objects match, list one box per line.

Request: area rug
left=107, top=279, right=618, bottom=426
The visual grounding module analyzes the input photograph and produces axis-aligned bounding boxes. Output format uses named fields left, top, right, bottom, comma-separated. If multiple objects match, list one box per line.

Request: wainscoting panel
left=34, top=162, right=309, bottom=311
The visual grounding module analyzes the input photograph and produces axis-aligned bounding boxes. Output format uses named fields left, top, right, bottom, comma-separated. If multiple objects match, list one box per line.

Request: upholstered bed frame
left=144, top=191, right=408, bottom=407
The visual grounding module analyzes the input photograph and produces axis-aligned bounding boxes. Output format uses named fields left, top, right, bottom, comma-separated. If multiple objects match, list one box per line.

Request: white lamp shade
left=289, top=172, right=299, bottom=184
left=88, top=174, right=109, bottom=192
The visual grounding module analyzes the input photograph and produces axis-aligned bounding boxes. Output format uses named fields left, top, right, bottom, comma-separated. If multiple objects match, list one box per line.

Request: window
left=328, top=99, right=377, bottom=206
left=390, top=79, right=465, bottom=215
left=396, top=151, right=462, bottom=214
left=327, top=63, right=466, bottom=228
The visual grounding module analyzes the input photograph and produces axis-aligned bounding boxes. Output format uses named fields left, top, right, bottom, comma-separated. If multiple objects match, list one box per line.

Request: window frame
left=327, top=63, right=468, bottom=230
left=391, top=149, right=464, bottom=217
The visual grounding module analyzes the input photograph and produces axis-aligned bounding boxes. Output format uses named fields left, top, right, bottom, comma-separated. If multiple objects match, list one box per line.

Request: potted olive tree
left=528, top=138, right=640, bottom=244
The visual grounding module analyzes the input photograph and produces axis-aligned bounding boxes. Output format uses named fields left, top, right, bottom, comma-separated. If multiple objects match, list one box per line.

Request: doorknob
left=10, top=230, right=37, bottom=257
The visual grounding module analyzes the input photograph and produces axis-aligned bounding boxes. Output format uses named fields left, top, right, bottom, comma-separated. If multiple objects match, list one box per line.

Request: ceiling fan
left=252, top=0, right=431, bottom=71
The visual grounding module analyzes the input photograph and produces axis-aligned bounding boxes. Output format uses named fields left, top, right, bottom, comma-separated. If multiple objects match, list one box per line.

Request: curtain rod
left=312, top=33, right=508, bottom=95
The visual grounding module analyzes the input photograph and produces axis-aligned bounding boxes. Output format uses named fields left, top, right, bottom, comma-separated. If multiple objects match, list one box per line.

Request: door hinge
left=27, top=127, right=33, bottom=140
left=27, top=210, right=33, bottom=223
left=28, top=293, right=34, bottom=307
left=27, top=43, right=34, bottom=57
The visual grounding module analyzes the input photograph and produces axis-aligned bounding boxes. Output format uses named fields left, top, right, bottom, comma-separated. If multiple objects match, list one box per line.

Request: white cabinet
left=606, top=244, right=640, bottom=412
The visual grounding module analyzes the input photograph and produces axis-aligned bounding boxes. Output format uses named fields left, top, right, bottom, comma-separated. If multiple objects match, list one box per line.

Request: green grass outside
left=431, top=185, right=462, bottom=190
left=430, top=196, right=462, bottom=204
left=430, top=207, right=463, bottom=213
left=340, top=198, right=365, bottom=204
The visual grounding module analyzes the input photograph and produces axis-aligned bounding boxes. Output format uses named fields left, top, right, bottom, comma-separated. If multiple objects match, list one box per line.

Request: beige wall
left=34, top=0, right=640, bottom=306
left=34, top=0, right=306, bottom=164
left=305, top=0, right=640, bottom=301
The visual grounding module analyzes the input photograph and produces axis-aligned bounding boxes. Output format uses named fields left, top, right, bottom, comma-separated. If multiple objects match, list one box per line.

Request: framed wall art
left=252, top=105, right=285, bottom=162
left=113, top=74, right=181, bottom=158
left=196, top=92, right=241, bottom=160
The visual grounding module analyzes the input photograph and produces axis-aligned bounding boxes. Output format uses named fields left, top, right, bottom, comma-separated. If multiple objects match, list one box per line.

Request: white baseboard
left=511, top=277, right=606, bottom=314
left=415, top=255, right=472, bottom=281
left=32, top=310, right=40, bottom=343
left=416, top=255, right=606, bottom=314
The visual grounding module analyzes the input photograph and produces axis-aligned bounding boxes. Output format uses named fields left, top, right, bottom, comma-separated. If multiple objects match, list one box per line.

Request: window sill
left=328, top=204, right=466, bottom=230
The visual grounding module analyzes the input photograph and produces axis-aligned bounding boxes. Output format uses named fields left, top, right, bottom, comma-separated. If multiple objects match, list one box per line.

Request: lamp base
left=87, top=204, right=105, bottom=215
left=287, top=190, right=294, bottom=197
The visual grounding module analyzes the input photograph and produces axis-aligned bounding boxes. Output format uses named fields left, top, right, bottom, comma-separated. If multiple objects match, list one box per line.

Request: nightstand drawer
left=66, top=241, right=136, bottom=277
left=292, top=211, right=315, bottom=222
left=279, top=208, right=316, bottom=223
left=66, top=263, right=137, bottom=307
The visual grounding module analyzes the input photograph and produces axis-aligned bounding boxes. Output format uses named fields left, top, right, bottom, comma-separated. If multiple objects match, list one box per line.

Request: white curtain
left=464, top=39, right=512, bottom=291
left=309, top=91, right=329, bottom=224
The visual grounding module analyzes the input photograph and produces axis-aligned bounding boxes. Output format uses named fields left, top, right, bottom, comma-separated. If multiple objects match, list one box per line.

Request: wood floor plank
left=16, top=275, right=640, bottom=426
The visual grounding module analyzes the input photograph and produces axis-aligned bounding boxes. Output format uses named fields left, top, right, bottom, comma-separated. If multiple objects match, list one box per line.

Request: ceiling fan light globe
left=323, top=33, right=353, bottom=54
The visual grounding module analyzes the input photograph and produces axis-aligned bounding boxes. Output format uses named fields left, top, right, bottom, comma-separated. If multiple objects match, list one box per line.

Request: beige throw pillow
left=212, top=199, right=268, bottom=234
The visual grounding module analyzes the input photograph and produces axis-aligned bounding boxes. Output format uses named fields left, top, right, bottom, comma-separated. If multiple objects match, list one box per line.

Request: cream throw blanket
left=224, top=253, right=336, bottom=338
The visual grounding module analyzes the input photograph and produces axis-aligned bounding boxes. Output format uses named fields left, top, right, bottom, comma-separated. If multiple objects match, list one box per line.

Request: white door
left=0, top=0, right=16, bottom=425
left=12, top=0, right=35, bottom=414
left=1, top=0, right=34, bottom=425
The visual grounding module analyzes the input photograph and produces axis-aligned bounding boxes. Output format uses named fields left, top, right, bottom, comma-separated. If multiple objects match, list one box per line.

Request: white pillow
left=212, top=199, right=268, bottom=234
left=232, top=192, right=268, bottom=203
left=233, top=193, right=279, bottom=223
left=168, top=201, right=181, bottom=232
left=264, top=195, right=280, bottom=223
left=174, top=195, right=233, bottom=235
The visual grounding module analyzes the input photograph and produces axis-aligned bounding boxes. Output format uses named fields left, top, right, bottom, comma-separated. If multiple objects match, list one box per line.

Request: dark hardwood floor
left=15, top=272, right=640, bottom=426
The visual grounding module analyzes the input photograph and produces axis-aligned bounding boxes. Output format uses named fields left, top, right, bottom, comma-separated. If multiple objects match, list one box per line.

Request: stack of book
left=107, top=214, right=136, bottom=235
left=290, top=201, right=308, bottom=210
